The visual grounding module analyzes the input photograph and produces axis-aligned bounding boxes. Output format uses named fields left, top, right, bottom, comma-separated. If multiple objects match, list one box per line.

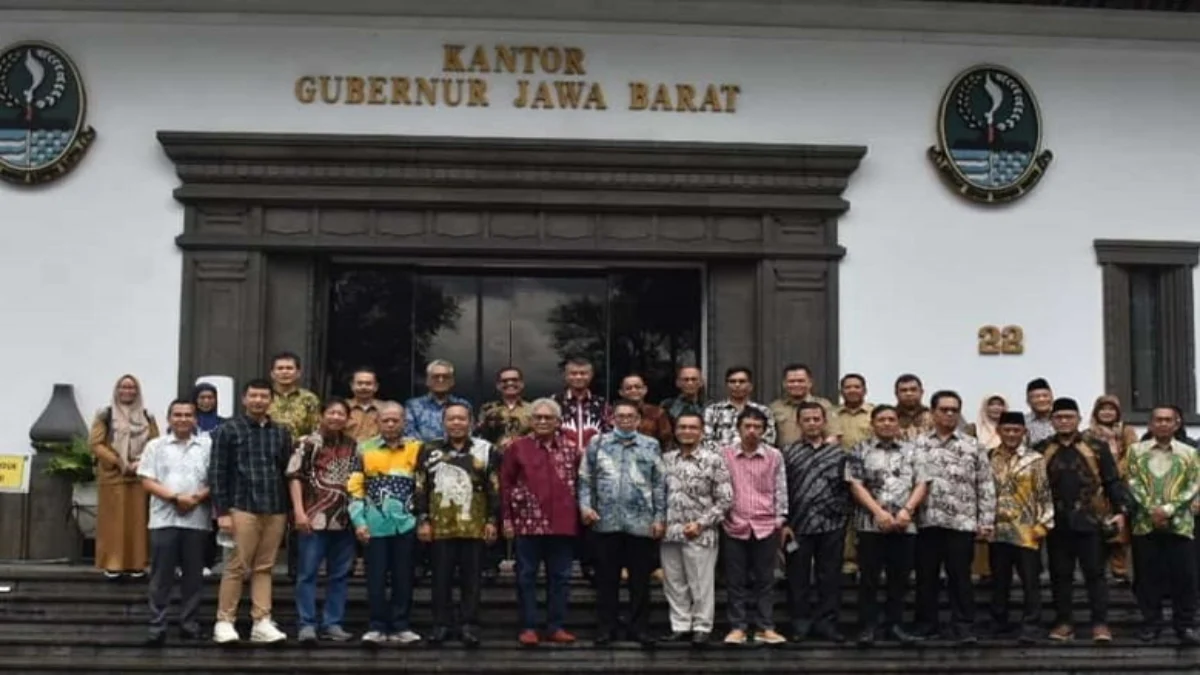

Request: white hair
left=529, top=397, right=562, bottom=419
left=426, top=359, right=455, bottom=376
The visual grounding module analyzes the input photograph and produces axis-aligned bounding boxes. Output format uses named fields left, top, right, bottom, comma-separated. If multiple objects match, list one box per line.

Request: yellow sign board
left=0, top=455, right=29, bottom=493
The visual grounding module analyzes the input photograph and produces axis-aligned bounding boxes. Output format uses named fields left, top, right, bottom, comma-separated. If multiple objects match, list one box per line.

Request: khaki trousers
left=216, top=510, right=288, bottom=622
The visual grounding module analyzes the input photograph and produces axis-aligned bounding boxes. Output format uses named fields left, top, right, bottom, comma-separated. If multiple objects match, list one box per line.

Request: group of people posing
left=86, top=354, right=1200, bottom=649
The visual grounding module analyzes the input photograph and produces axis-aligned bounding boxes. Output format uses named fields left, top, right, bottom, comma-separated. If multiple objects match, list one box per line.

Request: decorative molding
left=1094, top=239, right=1200, bottom=267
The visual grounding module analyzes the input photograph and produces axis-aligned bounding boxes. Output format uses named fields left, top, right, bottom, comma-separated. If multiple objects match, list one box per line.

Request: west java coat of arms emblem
left=0, top=41, right=96, bottom=186
left=928, top=64, right=1053, bottom=204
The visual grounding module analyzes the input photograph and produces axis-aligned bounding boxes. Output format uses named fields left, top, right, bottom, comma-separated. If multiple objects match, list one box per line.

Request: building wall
left=2, top=10, right=1199, bottom=451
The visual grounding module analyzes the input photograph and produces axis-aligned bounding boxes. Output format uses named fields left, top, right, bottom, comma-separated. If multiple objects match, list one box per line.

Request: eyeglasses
left=936, top=407, right=960, bottom=414
left=429, top=373, right=452, bottom=381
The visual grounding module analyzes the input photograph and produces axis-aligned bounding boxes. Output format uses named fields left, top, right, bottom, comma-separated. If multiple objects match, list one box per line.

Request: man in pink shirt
left=721, top=407, right=788, bottom=646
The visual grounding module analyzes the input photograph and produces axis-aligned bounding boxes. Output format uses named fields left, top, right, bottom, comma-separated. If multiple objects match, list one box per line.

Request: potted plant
left=39, top=435, right=97, bottom=539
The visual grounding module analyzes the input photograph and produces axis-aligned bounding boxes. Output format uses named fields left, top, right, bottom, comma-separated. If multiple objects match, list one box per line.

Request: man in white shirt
left=138, top=399, right=212, bottom=645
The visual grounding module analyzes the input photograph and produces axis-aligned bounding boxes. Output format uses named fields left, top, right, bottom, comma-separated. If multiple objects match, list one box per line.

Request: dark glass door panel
left=608, top=269, right=702, bottom=403
left=512, top=276, right=608, bottom=397
left=413, top=275, right=481, bottom=403
left=325, top=267, right=414, bottom=402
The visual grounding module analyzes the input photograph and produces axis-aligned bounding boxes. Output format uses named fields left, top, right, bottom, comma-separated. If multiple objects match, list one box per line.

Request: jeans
left=515, top=535, right=574, bottom=632
left=365, top=532, right=416, bottom=633
left=294, top=529, right=356, bottom=630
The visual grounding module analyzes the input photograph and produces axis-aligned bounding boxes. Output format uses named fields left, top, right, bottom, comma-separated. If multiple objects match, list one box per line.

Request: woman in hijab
left=88, top=374, right=160, bottom=579
left=966, top=394, right=1007, bottom=581
left=1084, top=395, right=1139, bottom=582
left=192, top=383, right=225, bottom=436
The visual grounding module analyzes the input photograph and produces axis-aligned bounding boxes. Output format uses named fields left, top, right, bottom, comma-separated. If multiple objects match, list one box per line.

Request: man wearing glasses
left=911, top=390, right=996, bottom=645
left=404, top=360, right=471, bottom=443
left=477, top=367, right=533, bottom=450
left=702, top=366, right=777, bottom=447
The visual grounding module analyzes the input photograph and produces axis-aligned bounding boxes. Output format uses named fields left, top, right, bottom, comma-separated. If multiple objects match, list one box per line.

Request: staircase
left=0, top=564, right=1197, bottom=673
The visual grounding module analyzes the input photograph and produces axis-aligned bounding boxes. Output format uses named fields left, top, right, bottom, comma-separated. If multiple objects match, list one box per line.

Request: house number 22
left=978, top=325, right=1024, bottom=355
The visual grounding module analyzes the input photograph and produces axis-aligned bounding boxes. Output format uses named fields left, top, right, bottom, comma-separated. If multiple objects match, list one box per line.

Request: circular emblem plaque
left=928, top=64, right=1053, bottom=204
left=0, top=41, right=96, bottom=186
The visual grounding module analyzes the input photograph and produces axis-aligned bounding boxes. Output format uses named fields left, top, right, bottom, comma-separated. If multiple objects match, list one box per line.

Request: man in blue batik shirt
left=404, top=359, right=472, bottom=442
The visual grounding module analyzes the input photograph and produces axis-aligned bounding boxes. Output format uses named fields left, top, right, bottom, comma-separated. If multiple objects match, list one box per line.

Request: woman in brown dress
left=1083, top=395, right=1139, bottom=582
left=88, top=374, right=159, bottom=579
left=966, top=393, right=1007, bottom=580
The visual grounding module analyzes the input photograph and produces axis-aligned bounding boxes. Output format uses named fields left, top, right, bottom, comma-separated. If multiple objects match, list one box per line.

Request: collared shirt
left=834, top=403, right=875, bottom=449
left=991, top=444, right=1054, bottom=549
left=552, top=389, right=611, bottom=450
left=722, top=442, right=787, bottom=540
left=661, top=395, right=707, bottom=425
left=769, top=396, right=834, bottom=447
left=403, top=393, right=472, bottom=442
left=345, top=398, right=382, bottom=442
left=1127, top=439, right=1200, bottom=539
left=500, top=433, right=581, bottom=537
left=662, top=442, right=733, bottom=547
left=1025, top=413, right=1055, bottom=447
left=138, top=433, right=212, bottom=530
left=845, top=436, right=929, bottom=534
left=285, top=431, right=357, bottom=531
left=782, top=438, right=850, bottom=535
left=1041, top=434, right=1126, bottom=532
left=414, top=436, right=500, bottom=540
left=914, top=430, right=996, bottom=532
left=703, top=399, right=777, bottom=447
left=476, top=398, right=533, bottom=449
left=209, top=414, right=291, bottom=515
left=578, top=431, right=666, bottom=538
left=896, top=405, right=933, bottom=442
left=347, top=435, right=422, bottom=537
left=267, top=388, right=321, bottom=438
left=637, top=402, right=674, bottom=448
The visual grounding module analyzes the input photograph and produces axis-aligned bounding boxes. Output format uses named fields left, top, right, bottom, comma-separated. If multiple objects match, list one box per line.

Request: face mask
left=613, top=429, right=637, bottom=441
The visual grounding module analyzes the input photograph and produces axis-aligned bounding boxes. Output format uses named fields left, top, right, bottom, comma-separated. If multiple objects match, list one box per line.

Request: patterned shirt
left=769, top=396, right=835, bottom=447
left=661, top=395, right=706, bottom=425
left=347, top=435, right=422, bottom=537
left=476, top=399, right=533, bottom=449
left=209, top=414, right=292, bottom=516
left=285, top=431, right=357, bottom=531
left=722, top=443, right=787, bottom=540
left=346, top=399, right=382, bottom=442
left=782, top=439, right=850, bottom=535
left=896, top=405, right=933, bottom=442
left=414, top=437, right=500, bottom=540
left=500, top=433, right=582, bottom=537
left=834, top=404, right=874, bottom=449
left=1025, top=413, right=1055, bottom=447
left=991, top=444, right=1054, bottom=549
left=137, top=433, right=212, bottom=531
left=578, top=431, right=666, bottom=538
left=914, top=430, right=996, bottom=532
left=703, top=399, right=777, bottom=447
left=553, top=390, right=611, bottom=450
left=845, top=436, right=929, bottom=534
left=1041, top=434, right=1126, bottom=532
left=662, top=442, right=733, bottom=547
left=637, top=402, right=674, bottom=448
left=1127, top=439, right=1200, bottom=538
left=403, top=393, right=472, bottom=442
left=268, top=388, right=321, bottom=438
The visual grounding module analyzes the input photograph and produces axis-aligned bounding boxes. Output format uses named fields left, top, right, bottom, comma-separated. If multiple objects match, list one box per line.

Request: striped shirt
left=208, top=414, right=292, bottom=516
left=782, top=439, right=850, bottom=535
left=722, top=443, right=787, bottom=540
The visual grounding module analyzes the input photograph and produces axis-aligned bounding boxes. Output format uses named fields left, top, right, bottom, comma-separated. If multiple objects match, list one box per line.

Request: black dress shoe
left=179, top=627, right=203, bottom=641
left=812, top=624, right=845, bottom=644
left=856, top=629, right=875, bottom=647
left=427, top=627, right=448, bottom=645
left=1178, top=628, right=1200, bottom=646
left=635, top=633, right=657, bottom=649
left=461, top=627, right=481, bottom=648
left=661, top=631, right=691, bottom=643
left=790, top=622, right=811, bottom=643
left=145, top=631, right=167, bottom=647
left=889, top=625, right=918, bottom=646
left=1138, top=627, right=1161, bottom=643
left=1017, top=626, right=1040, bottom=644
left=691, top=632, right=710, bottom=648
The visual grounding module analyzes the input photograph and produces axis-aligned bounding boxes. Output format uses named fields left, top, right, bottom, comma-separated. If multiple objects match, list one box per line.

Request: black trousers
left=989, top=542, right=1041, bottom=627
left=914, top=527, right=976, bottom=632
left=786, top=529, right=843, bottom=632
left=723, top=531, right=781, bottom=632
left=1047, top=529, right=1107, bottom=626
left=148, top=527, right=208, bottom=636
left=857, top=531, right=915, bottom=629
left=1133, top=532, right=1198, bottom=632
left=430, top=538, right=483, bottom=629
left=594, top=532, right=657, bottom=637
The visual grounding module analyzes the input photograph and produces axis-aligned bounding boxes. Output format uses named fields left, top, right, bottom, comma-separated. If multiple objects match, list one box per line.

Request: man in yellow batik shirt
left=267, top=351, right=321, bottom=438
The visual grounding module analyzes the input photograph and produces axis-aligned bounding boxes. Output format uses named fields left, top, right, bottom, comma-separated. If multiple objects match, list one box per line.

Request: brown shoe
left=651, top=568, right=664, bottom=583
left=1093, top=625, right=1113, bottom=642
left=755, top=629, right=787, bottom=646
left=549, top=630, right=576, bottom=644
left=518, top=630, right=540, bottom=647
left=723, top=629, right=748, bottom=645
left=1048, top=624, right=1074, bottom=642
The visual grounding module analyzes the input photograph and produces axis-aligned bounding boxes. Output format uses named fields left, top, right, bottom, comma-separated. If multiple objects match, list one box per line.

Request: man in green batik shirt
left=1126, top=405, right=1200, bottom=645
left=266, top=351, right=321, bottom=438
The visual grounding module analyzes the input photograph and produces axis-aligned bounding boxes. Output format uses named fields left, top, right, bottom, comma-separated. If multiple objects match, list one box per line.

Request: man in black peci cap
left=1038, top=397, right=1127, bottom=643
left=1024, top=379, right=1055, bottom=447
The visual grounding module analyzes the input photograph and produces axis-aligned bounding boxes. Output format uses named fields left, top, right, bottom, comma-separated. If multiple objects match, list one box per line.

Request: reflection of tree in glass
left=412, top=279, right=465, bottom=377
left=547, top=295, right=607, bottom=374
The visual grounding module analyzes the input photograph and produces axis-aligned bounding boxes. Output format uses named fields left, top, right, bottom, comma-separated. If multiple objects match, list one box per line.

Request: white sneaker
left=212, top=621, right=241, bottom=644
left=361, top=630, right=387, bottom=645
left=250, top=618, right=287, bottom=643
left=389, top=630, right=421, bottom=644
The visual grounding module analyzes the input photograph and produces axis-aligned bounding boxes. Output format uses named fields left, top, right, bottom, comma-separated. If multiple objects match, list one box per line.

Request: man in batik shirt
left=578, top=399, right=666, bottom=648
left=619, top=373, right=673, bottom=448
left=703, top=366, right=777, bottom=447
left=912, top=390, right=996, bottom=644
left=345, top=368, right=383, bottom=442
left=845, top=405, right=929, bottom=646
left=414, top=403, right=500, bottom=647
left=660, top=412, right=732, bottom=647
left=476, top=367, right=533, bottom=450
left=1127, top=405, right=1200, bottom=645
left=661, top=366, right=707, bottom=426
left=769, top=363, right=834, bottom=446
left=552, top=357, right=611, bottom=450
left=267, top=351, right=321, bottom=438
left=404, top=360, right=472, bottom=442
left=782, top=402, right=850, bottom=643
left=987, top=412, right=1053, bottom=643
left=1024, top=378, right=1055, bottom=447
left=893, top=374, right=933, bottom=442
